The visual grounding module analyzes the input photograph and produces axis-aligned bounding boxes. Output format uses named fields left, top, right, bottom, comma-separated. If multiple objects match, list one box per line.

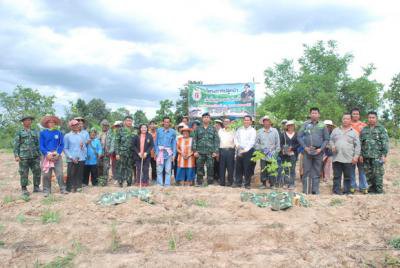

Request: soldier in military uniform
left=192, top=112, right=220, bottom=186
left=360, top=111, right=389, bottom=194
left=13, top=115, right=41, bottom=196
left=98, top=119, right=114, bottom=182
left=115, top=116, right=136, bottom=187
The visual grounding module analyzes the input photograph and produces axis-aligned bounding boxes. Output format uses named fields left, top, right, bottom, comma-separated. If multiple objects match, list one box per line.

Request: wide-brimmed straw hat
left=180, top=127, right=192, bottom=133
left=323, top=120, right=336, bottom=127
left=41, top=115, right=61, bottom=128
left=259, top=115, right=271, bottom=125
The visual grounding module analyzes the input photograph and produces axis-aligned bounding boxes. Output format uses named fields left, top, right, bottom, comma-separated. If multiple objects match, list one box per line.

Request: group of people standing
left=13, top=106, right=389, bottom=197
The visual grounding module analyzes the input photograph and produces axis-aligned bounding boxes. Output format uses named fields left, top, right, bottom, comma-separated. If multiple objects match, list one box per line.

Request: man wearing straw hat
left=99, top=119, right=113, bottom=181
left=255, top=115, right=281, bottom=189
left=39, top=115, right=67, bottom=196
left=13, top=115, right=41, bottom=196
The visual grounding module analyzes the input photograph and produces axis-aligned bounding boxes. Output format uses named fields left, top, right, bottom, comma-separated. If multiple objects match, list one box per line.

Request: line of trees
left=1, top=40, right=399, bottom=149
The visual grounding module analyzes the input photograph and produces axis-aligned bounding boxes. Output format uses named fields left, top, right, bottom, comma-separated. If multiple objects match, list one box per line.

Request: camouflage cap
left=20, top=115, right=35, bottom=122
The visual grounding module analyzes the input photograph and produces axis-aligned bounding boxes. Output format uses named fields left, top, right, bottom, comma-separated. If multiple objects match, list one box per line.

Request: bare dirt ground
left=1, top=145, right=400, bottom=268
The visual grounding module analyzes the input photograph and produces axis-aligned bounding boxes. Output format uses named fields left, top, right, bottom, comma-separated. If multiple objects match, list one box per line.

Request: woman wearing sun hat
left=39, top=115, right=67, bottom=196
left=176, top=127, right=196, bottom=186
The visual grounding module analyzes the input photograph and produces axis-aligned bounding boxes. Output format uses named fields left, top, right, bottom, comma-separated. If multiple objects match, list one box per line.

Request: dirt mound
left=1, top=146, right=400, bottom=267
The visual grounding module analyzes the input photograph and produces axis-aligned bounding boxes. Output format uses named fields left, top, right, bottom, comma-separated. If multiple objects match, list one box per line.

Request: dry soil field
left=1, top=145, right=400, bottom=267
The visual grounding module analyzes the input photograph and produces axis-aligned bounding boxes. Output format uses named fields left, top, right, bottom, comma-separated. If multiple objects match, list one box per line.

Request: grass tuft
left=329, top=198, right=344, bottom=206
left=41, top=195, right=61, bottom=205
left=41, top=210, right=60, bottom=224
left=3, top=195, right=14, bottom=204
left=194, top=199, right=208, bottom=207
left=16, top=213, right=26, bottom=224
left=389, top=237, right=400, bottom=249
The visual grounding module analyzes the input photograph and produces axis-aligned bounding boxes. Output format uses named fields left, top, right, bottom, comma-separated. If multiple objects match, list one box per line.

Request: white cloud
left=0, top=0, right=399, bottom=119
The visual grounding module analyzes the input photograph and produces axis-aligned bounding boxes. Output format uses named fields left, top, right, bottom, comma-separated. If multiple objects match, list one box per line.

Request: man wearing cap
left=155, top=116, right=176, bottom=186
left=297, top=107, right=330, bottom=194
left=115, top=116, right=136, bottom=187
left=218, top=118, right=236, bottom=186
left=74, top=117, right=89, bottom=142
left=13, top=116, right=41, bottom=195
left=99, top=119, right=113, bottom=181
left=234, top=115, right=256, bottom=188
left=40, top=115, right=67, bottom=195
left=255, top=115, right=281, bottom=189
left=192, top=112, right=220, bottom=186
left=360, top=111, right=389, bottom=194
left=329, top=113, right=360, bottom=194
left=64, top=119, right=87, bottom=192
left=213, top=119, right=223, bottom=183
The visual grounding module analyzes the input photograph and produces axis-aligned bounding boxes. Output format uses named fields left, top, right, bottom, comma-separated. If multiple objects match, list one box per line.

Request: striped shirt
left=177, top=136, right=195, bottom=168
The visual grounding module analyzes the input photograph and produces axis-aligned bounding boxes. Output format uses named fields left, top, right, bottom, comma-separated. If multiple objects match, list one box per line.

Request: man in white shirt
left=218, top=118, right=236, bottom=186
left=233, top=115, right=256, bottom=189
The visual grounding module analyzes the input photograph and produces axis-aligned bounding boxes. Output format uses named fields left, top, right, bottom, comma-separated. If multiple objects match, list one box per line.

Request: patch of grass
left=185, top=230, right=193, bottom=241
left=3, top=195, right=14, bottom=204
left=384, top=254, right=400, bottom=266
left=393, top=180, right=400, bottom=188
left=168, top=238, right=176, bottom=251
left=389, top=237, right=400, bottom=249
left=41, top=210, right=60, bottom=224
left=0, top=223, right=4, bottom=233
left=265, top=222, right=285, bottom=229
left=110, top=222, right=120, bottom=253
left=329, top=198, right=344, bottom=206
left=16, top=213, right=26, bottom=224
left=0, top=241, right=4, bottom=248
left=36, top=241, right=84, bottom=268
left=41, top=195, right=61, bottom=205
left=193, top=199, right=208, bottom=207
left=20, top=194, right=31, bottom=202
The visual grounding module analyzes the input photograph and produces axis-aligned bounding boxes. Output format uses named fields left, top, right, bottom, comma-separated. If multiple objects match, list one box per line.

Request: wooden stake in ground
left=139, top=156, right=144, bottom=189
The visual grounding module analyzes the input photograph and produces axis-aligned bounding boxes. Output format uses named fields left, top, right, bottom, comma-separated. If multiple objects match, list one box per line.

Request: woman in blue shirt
left=83, top=128, right=103, bottom=186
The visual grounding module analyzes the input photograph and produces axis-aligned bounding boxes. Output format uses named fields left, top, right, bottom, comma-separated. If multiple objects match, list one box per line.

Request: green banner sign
left=188, top=83, right=255, bottom=118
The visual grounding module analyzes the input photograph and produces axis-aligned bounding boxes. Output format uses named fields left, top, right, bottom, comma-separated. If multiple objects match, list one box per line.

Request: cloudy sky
left=0, top=0, right=399, bottom=118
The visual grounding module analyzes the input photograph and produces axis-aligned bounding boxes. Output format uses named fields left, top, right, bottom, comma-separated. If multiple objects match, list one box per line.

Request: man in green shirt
left=192, top=113, right=220, bottom=186
left=115, top=116, right=136, bottom=187
left=13, top=116, right=41, bottom=196
left=360, top=111, right=389, bottom=194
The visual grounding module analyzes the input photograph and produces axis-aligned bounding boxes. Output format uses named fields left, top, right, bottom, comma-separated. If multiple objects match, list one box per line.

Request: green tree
left=86, top=98, right=110, bottom=124
left=153, top=99, right=174, bottom=124
left=175, top=80, right=202, bottom=122
left=0, top=86, right=55, bottom=148
left=108, top=107, right=132, bottom=123
left=384, top=73, right=400, bottom=138
left=259, top=40, right=383, bottom=125
left=133, top=110, right=148, bottom=126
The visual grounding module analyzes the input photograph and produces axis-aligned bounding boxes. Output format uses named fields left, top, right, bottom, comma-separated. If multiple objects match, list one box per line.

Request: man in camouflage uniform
left=192, top=112, right=220, bottom=186
left=115, top=116, right=136, bottom=187
left=98, top=119, right=114, bottom=182
left=13, top=116, right=41, bottom=195
left=360, top=111, right=389, bottom=194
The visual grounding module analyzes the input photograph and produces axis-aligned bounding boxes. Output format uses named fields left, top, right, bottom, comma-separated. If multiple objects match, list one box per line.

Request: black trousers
left=219, top=148, right=235, bottom=186
left=66, top=161, right=85, bottom=192
left=135, top=158, right=150, bottom=184
left=333, top=161, right=353, bottom=194
left=150, top=158, right=157, bottom=180
left=83, top=164, right=99, bottom=186
left=235, top=148, right=254, bottom=187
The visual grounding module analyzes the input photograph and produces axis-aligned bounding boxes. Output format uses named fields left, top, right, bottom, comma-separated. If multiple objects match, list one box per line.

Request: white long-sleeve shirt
left=234, top=126, right=256, bottom=153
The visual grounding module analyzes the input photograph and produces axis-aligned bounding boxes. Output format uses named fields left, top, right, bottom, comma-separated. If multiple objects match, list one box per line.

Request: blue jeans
left=157, top=157, right=172, bottom=186
left=351, top=162, right=368, bottom=190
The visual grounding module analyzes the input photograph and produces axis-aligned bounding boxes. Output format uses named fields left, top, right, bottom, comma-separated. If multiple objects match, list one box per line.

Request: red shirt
left=351, top=121, right=367, bottom=136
